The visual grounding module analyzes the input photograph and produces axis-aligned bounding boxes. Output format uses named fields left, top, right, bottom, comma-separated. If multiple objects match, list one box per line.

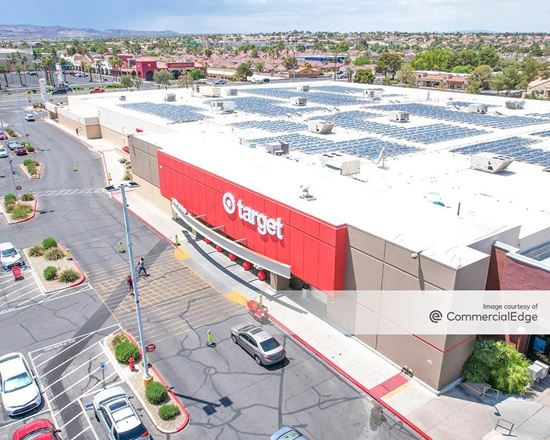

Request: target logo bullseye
left=221, top=192, right=284, bottom=239
left=222, top=192, right=236, bottom=214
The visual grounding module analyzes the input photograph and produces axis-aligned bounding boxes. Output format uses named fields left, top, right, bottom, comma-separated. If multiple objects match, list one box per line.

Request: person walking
left=127, top=274, right=134, bottom=295
left=137, top=257, right=148, bottom=276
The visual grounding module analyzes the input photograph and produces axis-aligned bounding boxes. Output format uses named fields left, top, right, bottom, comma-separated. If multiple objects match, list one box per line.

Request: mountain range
left=0, top=24, right=182, bottom=40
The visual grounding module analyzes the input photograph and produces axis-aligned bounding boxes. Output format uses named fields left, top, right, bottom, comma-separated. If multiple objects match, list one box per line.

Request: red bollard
left=129, top=357, right=135, bottom=372
left=243, top=261, right=252, bottom=271
left=228, top=253, right=237, bottom=261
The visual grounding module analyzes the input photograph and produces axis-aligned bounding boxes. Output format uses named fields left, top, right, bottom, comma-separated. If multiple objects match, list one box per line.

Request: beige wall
left=101, top=125, right=127, bottom=149
left=58, top=113, right=101, bottom=139
left=133, top=175, right=171, bottom=214
left=128, top=136, right=161, bottom=187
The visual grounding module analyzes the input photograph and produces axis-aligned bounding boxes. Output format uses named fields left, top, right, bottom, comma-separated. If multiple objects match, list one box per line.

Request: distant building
left=527, top=78, right=550, bottom=99
left=415, top=71, right=469, bottom=90
left=135, top=57, right=196, bottom=80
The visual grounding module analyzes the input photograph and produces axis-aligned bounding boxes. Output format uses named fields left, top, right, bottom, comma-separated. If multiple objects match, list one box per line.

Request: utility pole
left=0, top=118, right=17, bottom=195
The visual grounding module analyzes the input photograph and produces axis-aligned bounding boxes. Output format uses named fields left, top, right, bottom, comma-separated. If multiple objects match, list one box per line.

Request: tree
left=530, top=43, right=544, bottom=57
left=468, top=65, right=493, bottom=93
left=250, top=48, right=259, bottom=58
left=396, top=63, right=416, bottom=87
left=153, top=70, right=171, bottom=88
left=0, top=64, right=8, bottom=87
left=132, top=76, right=143, bottom=90
left=478, top=46, right=499, bottom=68
left=411, top=48, right=452, bottom=71
left=354, top=55, right=371, bottom=66
left=109, top=55, right=122, bottom=78
left=353, top=69, right=375, bottom=84
left=521, top=57, right=541, bottom=87
left=120, top=75, right=133, bottom=89
left=204, top=48, right=213, bottom=58
left=376, top=52, right=401, bottom=79
left=190, top=69, right=205, bottom=81
left=283, top=56, right=299, bottom=71
left=41, top=55, right=54, bottom=86
left=255, top=61, right=265, bottom=73
left=235, top=62, right=253, bottom=80
left=491, top=64, right=522, bottom=91
left=178, top=70, right=193, bottom=88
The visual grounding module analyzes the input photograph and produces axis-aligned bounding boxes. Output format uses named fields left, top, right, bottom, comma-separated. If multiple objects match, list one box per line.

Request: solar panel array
left=533, top=130, right=550, bottom=137
left=248, top=133, right=419, bottom=159
left=310, top=112, right=487, bottom=143
left=242, top=87, right=366, bottom=106
left=119, top=102, right=207, bottom=122
left=453, top=137, right=550, bottom=168
left=313, top=85, right=365, bottom=94
left=370, top=103, right=547, bottom=129
left=230, top=97, right=324, bottom=117
left=230, top=120, right=307, bottom=132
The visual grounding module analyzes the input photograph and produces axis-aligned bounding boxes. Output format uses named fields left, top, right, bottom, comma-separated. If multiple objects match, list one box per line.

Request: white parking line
left=78, top=398, right=100, bottom=440
left=50, top=363, right=111, bottom=402
left=0, top=288, right=86, bottom=316
left=0, top=409, right=51, bottom=430
left=6, top=286, right=41, bottom=301
left=69, top=426, right=92, bottom=440
left=34, top=334, right=96, bottom=367
left=43, top=352, right=105, bottom=391
left=39, top=342, right=104, bottom=375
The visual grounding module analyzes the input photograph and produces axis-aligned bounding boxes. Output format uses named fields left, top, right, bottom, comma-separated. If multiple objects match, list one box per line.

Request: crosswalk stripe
left=32, top=188, right=104, bottom=197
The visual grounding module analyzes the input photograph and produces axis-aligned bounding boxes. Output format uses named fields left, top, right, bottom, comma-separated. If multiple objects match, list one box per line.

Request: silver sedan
left=230, top=323, right=286, bottom=365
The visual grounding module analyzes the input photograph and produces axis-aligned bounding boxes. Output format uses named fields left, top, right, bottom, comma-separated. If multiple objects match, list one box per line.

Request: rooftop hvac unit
left=292, top=97, right=307, bottom=106
left=260, top=141, right=289, bottom=156
left=210, top=100, right=236, bottom=113
left=389, top=111, right=409, bottom=123
left=468, top=103, right=488, bottom=114
left=297, top=85, right=309, bottom=92
left=164, top=93, right=176, bottom=102
left=119, top=95, right=126, bottom=101
left=224, top=88, right=238, bottom=96
left=321, top=152, right=360, bottom=176
left=200, top=86, right=221, bottom=98
left=307, top=120, right=334, bottom=134
left=470, top=152, right=513, bottom=174
left=364, top=88, right=383, bottom=100
left=505, top=99, right=525, bottom=110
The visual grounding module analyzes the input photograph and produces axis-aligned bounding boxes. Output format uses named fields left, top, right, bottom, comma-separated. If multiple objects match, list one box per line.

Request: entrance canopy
left=171, top=199, right=291, bottom=279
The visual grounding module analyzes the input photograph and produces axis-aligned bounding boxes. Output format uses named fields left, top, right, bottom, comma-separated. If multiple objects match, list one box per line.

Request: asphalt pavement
left=0, top=100, right=420, bottom=439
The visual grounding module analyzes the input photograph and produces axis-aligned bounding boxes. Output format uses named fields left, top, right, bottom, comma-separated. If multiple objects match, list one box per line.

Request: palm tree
left=0, top=64, right=8, bottom=88
left=108, top=55, right=122, bottom=78
left=41, top=55, right=54, bottom=86
left=15, top=65, right=23, bottom=86
left=96, top=60, right=103, bottom=82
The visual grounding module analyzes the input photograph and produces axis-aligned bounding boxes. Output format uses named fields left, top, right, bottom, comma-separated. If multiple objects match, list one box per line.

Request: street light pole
left=116, top=183, right=152, bottom=384
left=0, top=118, right=17, bottom=195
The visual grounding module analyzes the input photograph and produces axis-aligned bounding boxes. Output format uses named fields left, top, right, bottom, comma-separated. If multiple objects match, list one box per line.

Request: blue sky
left=3, top=0, right=550, bottom=33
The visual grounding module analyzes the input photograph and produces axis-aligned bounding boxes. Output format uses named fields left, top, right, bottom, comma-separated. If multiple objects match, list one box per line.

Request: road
left=0, top=99, right=419, bottom=439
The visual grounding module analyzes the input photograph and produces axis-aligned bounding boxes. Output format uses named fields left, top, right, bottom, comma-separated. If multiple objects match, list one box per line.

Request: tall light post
left=0, top=118, right=17, bottom=195
left=105, top=181, right=152, bottom=385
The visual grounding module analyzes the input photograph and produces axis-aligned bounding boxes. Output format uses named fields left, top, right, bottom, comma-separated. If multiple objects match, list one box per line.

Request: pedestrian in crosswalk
left=137, top=257, right=148, bottom=277
left=127, top=274, right=134, bottom=296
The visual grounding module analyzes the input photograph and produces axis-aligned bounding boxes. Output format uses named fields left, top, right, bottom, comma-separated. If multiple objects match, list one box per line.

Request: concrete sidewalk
left=51, top=122, right=550, bottom=440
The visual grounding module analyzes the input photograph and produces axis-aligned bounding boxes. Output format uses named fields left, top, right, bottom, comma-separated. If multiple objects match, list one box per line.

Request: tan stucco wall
left=101, top=125, right=127, bottom=149
left=133, top=175, right=171, bottom=214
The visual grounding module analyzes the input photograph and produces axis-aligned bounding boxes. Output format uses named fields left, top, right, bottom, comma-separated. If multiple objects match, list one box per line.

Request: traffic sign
left=145, top=343, right=156, bottom=353
left=99, top=362, right=106, bottom=369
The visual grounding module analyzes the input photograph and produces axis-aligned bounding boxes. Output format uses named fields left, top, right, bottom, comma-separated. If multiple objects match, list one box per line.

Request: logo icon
left=429, top=310, right=443, bottom=324
left=222, top=192, right=236, bottom=215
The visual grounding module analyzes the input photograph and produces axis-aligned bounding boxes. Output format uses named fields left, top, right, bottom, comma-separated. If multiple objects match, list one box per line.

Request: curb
left=268, top=314, right=432, bottom=440
left=57, top=243, right=87, bottom=289
left=19, top=162, right=44, bottom=179
left=0, top=199, right=37, bottom=225
left=123, top=333, right=190, bottom=433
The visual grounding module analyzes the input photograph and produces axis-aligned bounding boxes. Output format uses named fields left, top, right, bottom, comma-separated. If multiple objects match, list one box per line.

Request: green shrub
left=118, top=158, right=128, bottom=164
left=463, top=338, right=531, bottom=394
left=158, top=403, right=180, bottom=420
left=123, top=170, right=132, bottom=181
left=6, top=128, right=16, bottom=137
left=42, top=237, right=57, bottom=249
left=4, top=193, right=16, bottom=204
left=11, top=204, right=32, bottom=219
left=21, top=192, right=34, bottom=201
left=43, top=266, right=58, bottom=281
left=23, top=159, right=33, bottom=166
left=58, top=269, right=80, bottom=283
left=28, top=245, right=44, bottom=256
left=25, top=145, right=35, bottom=153
left=145, top=381, right=168, bottom=405
left=44, top=247, right=64, bottom=260
left=26, top=163, right=37, bottom=176
left=111, top=333, right=129, bottom=348
left=115, top=340, right=140, bottom=364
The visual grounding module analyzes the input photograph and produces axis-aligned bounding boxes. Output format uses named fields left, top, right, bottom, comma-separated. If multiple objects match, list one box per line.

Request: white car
left=0, top=353, right=41, bottom=417
left=24, top=114, right=35, bottom=122
left=0, top=242, right=24, bottom=270
left=0, top=146, right=7, bottom=158
left=93, top=386, right=151, bottom=440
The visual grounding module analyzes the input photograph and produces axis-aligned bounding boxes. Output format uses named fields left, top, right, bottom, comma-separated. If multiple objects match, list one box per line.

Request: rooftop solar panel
left=119, top=102, right=207, bottom=123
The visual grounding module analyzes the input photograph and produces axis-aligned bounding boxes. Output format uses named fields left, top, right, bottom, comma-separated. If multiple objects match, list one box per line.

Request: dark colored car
left=14, top=146, right=27, bottom=156
left=0, top=131, right=7, bottom=140
left=52, top=86, right=72, bottom=95
left=12, top=419, right=62, bottom=440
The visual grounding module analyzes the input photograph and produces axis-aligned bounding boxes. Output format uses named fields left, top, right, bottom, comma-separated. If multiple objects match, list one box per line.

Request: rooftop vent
left=119, top=95, right=126, bottom=101
left=468, top=103, right=488, bottom=114
left=307, top=120, right=334, bottom=134
left=210, top=100, right=236, bottom=113
left=388, top=111, right=409, bottom=123
left=505, top=100, right=525, bottom=110
left=260, top=141, right=289, bottom=156
left=224, top=88, right=238, bottom=96
left=164, top=93, right=176, bottom=102
left=292, top=97, right=307, bottom=106
left=321, top=152, right=361, bottom=176
left=470, top=152, right=513, bottom=174
left=200, top=86, right=221, bottom=98
left=297, top=84, right=310, bottom=92
left=299, top=185, right=316, bottom=201
left=364, top=88, right=383, bottom=100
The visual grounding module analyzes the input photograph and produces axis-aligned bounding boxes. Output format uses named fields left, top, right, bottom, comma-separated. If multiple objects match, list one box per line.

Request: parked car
left=26, top=71, right=37, bottom=76
left=93, top=386, right=151, bottom=440
left=271, top=427, right=309, bottom=440
left=24, top=114, right=35, bottom=122
left=89, top=87, right=104, bottom=94
left=51, top=86, right=72, bottom=95
left=0, top=131, right=7, bottom=140
left=7, top=140, right=21, bottom=151
left=14, top=146, right=27, bottom=156
left=0, top=146, right=7, bottom=158
left=12, top=419, right=62, bottom=440
left=0, top=242, right=24, bottom=270
left=230, top=323, right=286, bottom=365
left=214, top=79, right=227, bottom=85
left=0, top=353, right=41, bottom=417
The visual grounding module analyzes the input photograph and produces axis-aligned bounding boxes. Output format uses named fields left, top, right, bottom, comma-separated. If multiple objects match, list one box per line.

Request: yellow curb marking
left=224, top=291, right=248, bottom=306
left=381, top=381, right=412, bottom=401
left=174, top=247, right=189, bottom=260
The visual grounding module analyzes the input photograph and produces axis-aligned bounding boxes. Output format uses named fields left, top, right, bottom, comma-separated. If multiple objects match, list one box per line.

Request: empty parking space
left=28, top=325, right=122, bottom=440
left=0, top=267, right=43, bottom=311
left=90, top=249, right=244, bottom=346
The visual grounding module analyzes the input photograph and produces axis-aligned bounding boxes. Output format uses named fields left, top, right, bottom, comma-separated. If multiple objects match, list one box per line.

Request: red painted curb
left=124, top=332, right=190, bottom=433
left=58, top=243, right=87, bottom=288
left=268, top=315, right=432, bottom=440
